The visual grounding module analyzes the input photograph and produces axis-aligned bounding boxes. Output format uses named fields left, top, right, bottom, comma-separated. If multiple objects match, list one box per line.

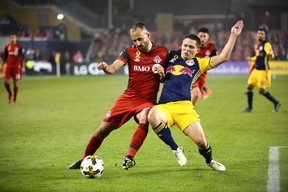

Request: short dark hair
left=184, top=34, right=201, bottom=47
left=258, top=24, right=269, bottom=35
left=131, top=22, right=148, bottom=32
left=258, top=27, right=267, bottom=35
left=197, top=27, right=209, bottom=34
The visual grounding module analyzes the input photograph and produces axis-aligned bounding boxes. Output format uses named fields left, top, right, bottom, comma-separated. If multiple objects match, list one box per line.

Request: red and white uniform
left=3, top=43, right=24, bottom=80
left=194, top=42, right=217, bottom=91
left=103, top=43, right=168, bottom=127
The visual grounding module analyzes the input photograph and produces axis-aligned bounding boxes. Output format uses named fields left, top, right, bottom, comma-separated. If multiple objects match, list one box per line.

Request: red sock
left=13, top=87, right=18, bottom=103
left=81, top=134, right=103, bottom=161
left=125, top=123, right=149, bottom=157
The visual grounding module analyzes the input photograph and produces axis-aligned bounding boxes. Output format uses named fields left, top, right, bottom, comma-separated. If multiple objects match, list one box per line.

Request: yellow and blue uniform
left=243, top=38, right=281, bottom=112
left=156, top=50, right=212, bottom=131
left=248, top=41, right=274, bottom=89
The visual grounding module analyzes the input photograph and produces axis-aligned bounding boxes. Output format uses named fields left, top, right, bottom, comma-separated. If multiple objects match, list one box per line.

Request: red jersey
left=4, top=43, right=24, bottom=68
left=103, top=43, right=168, bottom=127
left=118, top=43, right=168, bottom=103
left=194, top=42, right=217, bottom=90
left=196, top=42, right=218, bottom=58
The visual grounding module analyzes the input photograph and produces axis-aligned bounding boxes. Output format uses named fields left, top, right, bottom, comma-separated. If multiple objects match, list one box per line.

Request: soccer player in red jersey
left=0, top=34, right=25, bottom=103
left=68, top=23, right=168, bottom=170
left=191, top=28, right=218, bottom=106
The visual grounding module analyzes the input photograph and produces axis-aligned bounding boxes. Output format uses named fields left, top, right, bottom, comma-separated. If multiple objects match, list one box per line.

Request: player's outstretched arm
left=97, top=60, right=125, bottom=74
left=210, top=20, right=244, bottom=68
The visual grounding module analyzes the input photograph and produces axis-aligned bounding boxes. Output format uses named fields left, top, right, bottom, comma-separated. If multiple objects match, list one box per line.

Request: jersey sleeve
left=197, top=57, right=212, bottom=73
left=264, top=42, right=274, bottom=59
left=117, top=48, right=129, bottom=65
left=3, top=46, right=8, bottom=62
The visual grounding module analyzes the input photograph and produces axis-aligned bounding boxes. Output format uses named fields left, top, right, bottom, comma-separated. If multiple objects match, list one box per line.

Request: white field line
left=267, top=146, right=288, bottom=192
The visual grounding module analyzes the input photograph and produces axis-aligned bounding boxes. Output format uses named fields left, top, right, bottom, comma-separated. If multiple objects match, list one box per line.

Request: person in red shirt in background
left=191, top=28, right=218, bottom=107
left=0, top=34, right=25, bottom=103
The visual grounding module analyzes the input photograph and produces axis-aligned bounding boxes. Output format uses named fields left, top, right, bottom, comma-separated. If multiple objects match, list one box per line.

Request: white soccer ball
left=80, top=155, right=104, bottom=178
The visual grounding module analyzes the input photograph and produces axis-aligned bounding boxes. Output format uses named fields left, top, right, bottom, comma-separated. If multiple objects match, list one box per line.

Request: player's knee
left=147, top=107, right=157, bottom=123
left=259, top=89, right=265, bottom=94
left=195, top=137, right=207, bottom=148
left=138, top=107, right=150, bottom=123
left=247, top=85, right=253, bottom=91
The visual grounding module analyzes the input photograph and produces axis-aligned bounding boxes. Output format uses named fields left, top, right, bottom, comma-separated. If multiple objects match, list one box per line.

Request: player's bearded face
left=181, top=38, right=198, bottom=60
left=130, top=29, right=150, bottom=53
left=137, top=38, right=149, bottom=52
left=257, top=31, right=266, bottom=42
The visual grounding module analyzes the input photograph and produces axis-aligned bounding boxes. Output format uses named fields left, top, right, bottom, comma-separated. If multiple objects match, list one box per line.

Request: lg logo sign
left=74, top=63, right=105, bottom=75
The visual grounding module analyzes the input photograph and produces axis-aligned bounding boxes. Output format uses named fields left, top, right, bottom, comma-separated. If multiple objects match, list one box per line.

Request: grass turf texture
left=0, top=75, right=287, bottom=192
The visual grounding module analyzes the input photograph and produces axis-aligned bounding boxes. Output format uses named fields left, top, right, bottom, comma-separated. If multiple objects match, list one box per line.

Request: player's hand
left=231, top=20, right=244, bottom=37
left=97, top=61, right=108, bottom=71
left=156, top=65, right=165, bottom=82
left=21, top=66, right=26, bottom=73
left=156, top=65, right=165, bottom=77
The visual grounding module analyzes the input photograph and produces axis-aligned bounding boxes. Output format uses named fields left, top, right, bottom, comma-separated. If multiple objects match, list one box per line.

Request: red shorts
left=193, top=73, right=206, bottom=92
left=103, top=93, right=155, bottom=128
left=4, top=66, right=21, bottom=81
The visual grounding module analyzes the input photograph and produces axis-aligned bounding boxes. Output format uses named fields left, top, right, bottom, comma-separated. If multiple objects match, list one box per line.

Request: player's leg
left=259, top=88, right=281, bottom=112
left=3, top=68, right=12, bottom=103
left=243, top=70, right=257, bottom=112
left=203, top=86, right=207, bottom=93
left=148, top=106, right=186, bottom=166
left=201, top=87, right=212, bottom=99
left=243, top=84, right=254, bottom=112
left=12, top=79, right=18, bottom=103
left=123, top=107, right=150, bottom=170
left=259, top=71, right=281, bottom=112
left=184, top=122, right=225, bottom=171
left=68, top=121, right=117, bottom=169
left=4, top=79, right=12, bottom=103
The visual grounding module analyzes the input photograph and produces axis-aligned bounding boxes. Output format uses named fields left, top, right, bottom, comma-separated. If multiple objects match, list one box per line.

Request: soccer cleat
left=242, top=107, right=253, bottom=112
left=208, top=159, right=226, bottom=171
left=200, top=89, right=212, bottom=99
left=122, top=156, right=136, bottom=170
left=172, top=146, right=187, bottom=166
left=68, top=160, right=82, bottom=169
left=273, top=102, right=281, bottom=112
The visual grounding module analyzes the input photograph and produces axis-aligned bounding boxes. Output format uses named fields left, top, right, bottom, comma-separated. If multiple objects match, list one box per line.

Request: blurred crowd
left=16, top=25, right=66, bottom=40
left=88, top=29, right=287, bottom=64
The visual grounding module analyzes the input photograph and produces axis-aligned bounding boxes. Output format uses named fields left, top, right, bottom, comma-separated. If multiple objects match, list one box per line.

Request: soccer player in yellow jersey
left=148, top=20, right=244, bottom=171
left=242, top=27, right=281, bottom=112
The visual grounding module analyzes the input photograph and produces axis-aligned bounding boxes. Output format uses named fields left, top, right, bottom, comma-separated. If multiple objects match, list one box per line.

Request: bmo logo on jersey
left=133, top=55, right=162, bottom=73
left=133, top=64, right=161, bottom=73
left=133, top=65, right=151, bottom=72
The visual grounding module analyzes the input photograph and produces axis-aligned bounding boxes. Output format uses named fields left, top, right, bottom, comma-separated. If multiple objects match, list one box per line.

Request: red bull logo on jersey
left=186, top=59, right=195, bottom=66
left=166, top=65, right=194, bottom=77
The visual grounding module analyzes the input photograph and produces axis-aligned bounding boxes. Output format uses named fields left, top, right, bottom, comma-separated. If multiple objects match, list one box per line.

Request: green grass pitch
left=0, top=75, right=287, bottom=192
